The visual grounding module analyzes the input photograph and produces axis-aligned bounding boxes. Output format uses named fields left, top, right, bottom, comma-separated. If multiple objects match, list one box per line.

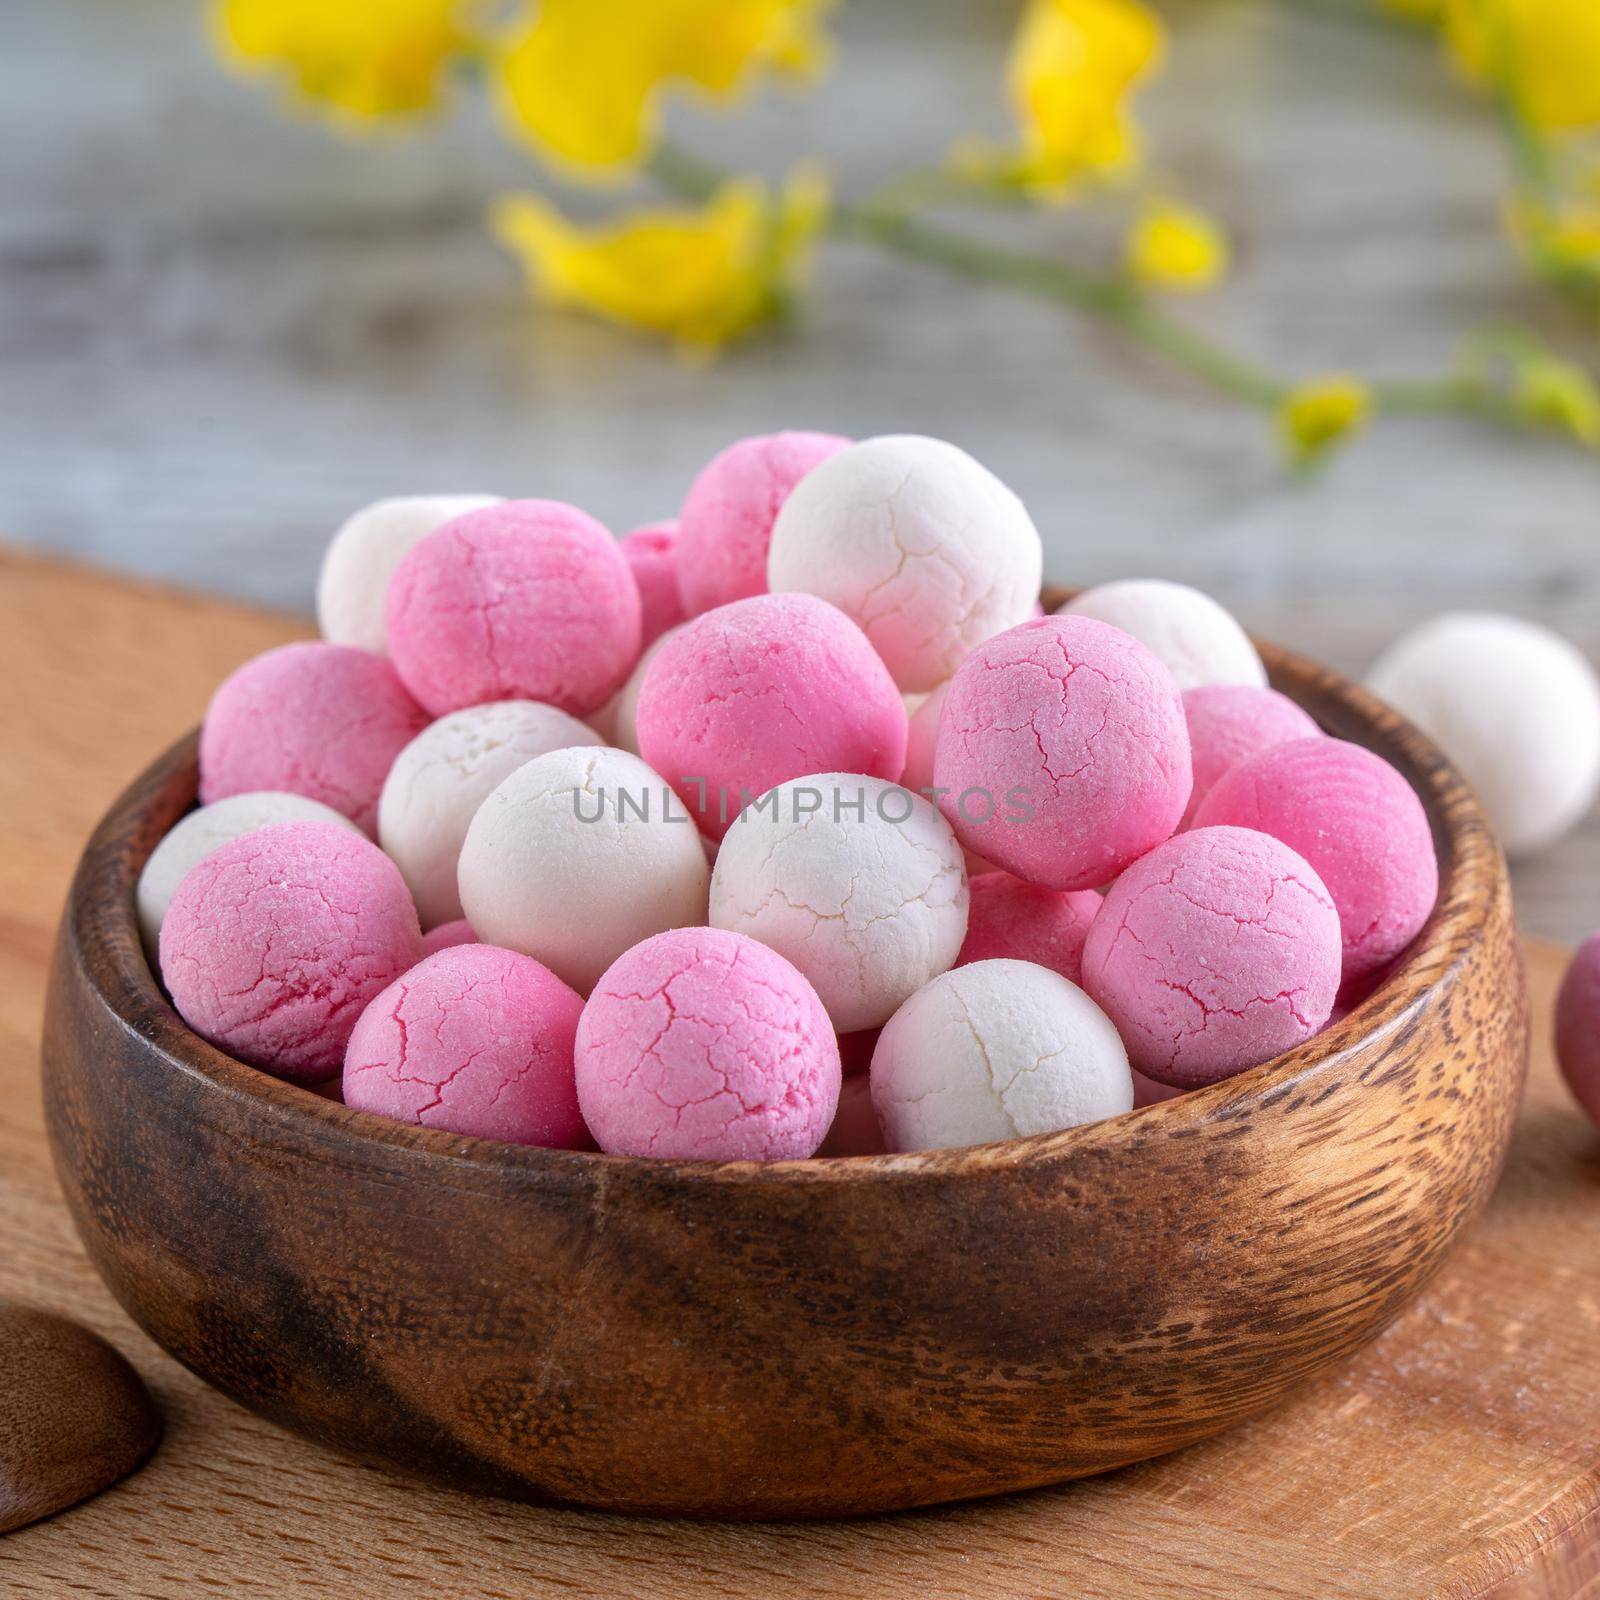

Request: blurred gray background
left=4, top=0, right=1599, bottom=933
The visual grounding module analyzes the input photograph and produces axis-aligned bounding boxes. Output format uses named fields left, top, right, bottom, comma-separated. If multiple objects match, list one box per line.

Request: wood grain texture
left=37, top=576, right=1526, bottom=1517
left=0, top=553, right=1596, bottom=1588
left=0, top=1302, right=161, bottom=1534
left=6, top=1, right=1600, bottom=961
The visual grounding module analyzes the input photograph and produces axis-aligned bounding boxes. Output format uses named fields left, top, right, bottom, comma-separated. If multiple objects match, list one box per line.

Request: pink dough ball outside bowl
left=1555, top=934, right=1600, bottom=1128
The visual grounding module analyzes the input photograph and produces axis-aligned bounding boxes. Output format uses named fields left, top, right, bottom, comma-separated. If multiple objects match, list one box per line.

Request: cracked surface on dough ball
left=1193, top=736, right=1437, bottom=980
left=575, top=927, right=841, bottom=1161
left=710, top=774, right=969, bottom=1033
left=378, top=698, right=603, bottom=929
left=385, top=499, right=642, bottom=717
left=956, top=871, right=1100, bottom=986
left=343, top=944, right=589, bottom=1148
left=676, top=431, right=850, bottom=617
left=934, top=614, right=1191, bottom=891
left=636, top=593, right=908, bottom=841
left=456, top=745, right=710, bottom=994
left=1179, top=684, right=1321, bottom=829
left=137, top=790, right=360, bottom=954
left=1060, top=579, right=1266, bottom=691
left=870, top=959, right=1132, bottom=1153
left=159, top=821, right=422, bottom=1083
left=766, top=434, right=1042, bottom=693
left=1081, top=824, right=1341, bottom=1087
left=199, top=641, right=428, bottom=836
left=316, top=493, right=501, bottom=656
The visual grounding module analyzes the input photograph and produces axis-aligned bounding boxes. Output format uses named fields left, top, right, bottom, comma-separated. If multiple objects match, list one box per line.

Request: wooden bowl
left=42, top=619, right=1528, bottom=1520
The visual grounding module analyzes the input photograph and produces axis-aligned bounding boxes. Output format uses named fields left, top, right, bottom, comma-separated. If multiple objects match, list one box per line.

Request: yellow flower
left=1278, top=376, right=1373, bottom=465
left=494, top=0, right=831, bottom=176
left=490, top=167, right=829, bottom=352
left=954, top=0, right=1164, bottom=197
left=1445, top=0, right=1600, bottom=130
left=1511, top=193, right=1600, bottom=273
left=210, top=0, right=479, bottom=123
left=1382, top=0, right=1443, bottom=19
left=1126, top=201, right=1229, bottom=292
left=1513, top=355, right=1600, bottom=444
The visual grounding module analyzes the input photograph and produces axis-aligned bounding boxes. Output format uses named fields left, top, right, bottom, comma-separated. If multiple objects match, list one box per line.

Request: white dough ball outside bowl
left=1367, top=611, right=1600, bottom=857
left=136, top=791, right=360, bottom=954
left=317, top=493, right=501, bottom=654
left=766, top=435, right=1042, bottom=693
left=1057, top=579, right=1265, bottom=690
left=458, top=746, right=710, bottom=993
left=378, top=699, right=603, bottom=928
left=871, top=959, right=1133, bottom=1152
left=709, top=774, right=968, bottom=1032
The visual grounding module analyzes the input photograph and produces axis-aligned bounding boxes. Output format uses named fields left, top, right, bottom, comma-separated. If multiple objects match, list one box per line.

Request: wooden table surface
left=1, top=549, right=1599, bottom=1597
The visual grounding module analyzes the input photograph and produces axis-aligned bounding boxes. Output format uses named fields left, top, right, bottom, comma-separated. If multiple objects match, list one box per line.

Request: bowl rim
left=72, top=613, right=1499, bottom=1188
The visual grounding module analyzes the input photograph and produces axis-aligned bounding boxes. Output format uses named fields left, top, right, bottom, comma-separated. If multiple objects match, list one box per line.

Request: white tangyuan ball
left=1368, top=612, right=1600, bottom=857
left=606, top=625, right=681, bottom=758
left=709, top=774, right=969, bottom=1032
left=317, top=494, right=501, bottom=654
left=457, top=746, right=710, bottom=993
left=1058, top=579, right=1265, bottom=691
left=378, top=699, right=603, bottom=929
left=766, top=435, right=1042, bottom=694
left=136, top=792, right=360, bottom=954
left=871, top=960, right=1133, bottom=1152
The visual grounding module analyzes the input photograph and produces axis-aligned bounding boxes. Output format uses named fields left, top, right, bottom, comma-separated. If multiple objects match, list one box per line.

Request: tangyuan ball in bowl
left=767, top=435, right=1042, bottom=693
left=317, top=493, right=501, bottom=655
left=934, top=615, right=1191, bottom=891
left=136, top=790, right=361, bottom=955
left=378, top=699, right=603, bottom=929
left=870, top=960, right=1133, bottom=1152
left=636, top=593, right=907, bottom=840
left=709, top=774, right=968, bottom=1033
left=386, top=499, right=641, bottom=718
left=456, top=745, right=709, bottom=994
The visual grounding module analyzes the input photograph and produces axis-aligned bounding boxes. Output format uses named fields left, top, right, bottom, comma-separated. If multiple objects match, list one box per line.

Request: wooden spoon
left=0, top=1303, right=160, bottom=1534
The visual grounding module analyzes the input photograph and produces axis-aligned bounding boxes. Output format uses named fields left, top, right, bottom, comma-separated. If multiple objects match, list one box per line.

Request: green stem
left=652, top=142, right=1286, bottom=409
left=648, top=141, right=1587, bottom=447
left=836, top=204, right=1288, bottom=406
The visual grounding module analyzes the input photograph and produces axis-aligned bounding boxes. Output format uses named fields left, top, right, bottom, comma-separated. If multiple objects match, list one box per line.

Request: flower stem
left=647, top=140, right=1582, bottom=448
left=835, top=203, right=1288, bottom=407
left=652, top=141, right=1286, bottom=409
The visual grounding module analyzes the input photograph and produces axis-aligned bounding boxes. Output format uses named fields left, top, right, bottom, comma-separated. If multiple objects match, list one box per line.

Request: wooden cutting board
left=0, top=547, right=1597, bottom=1599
